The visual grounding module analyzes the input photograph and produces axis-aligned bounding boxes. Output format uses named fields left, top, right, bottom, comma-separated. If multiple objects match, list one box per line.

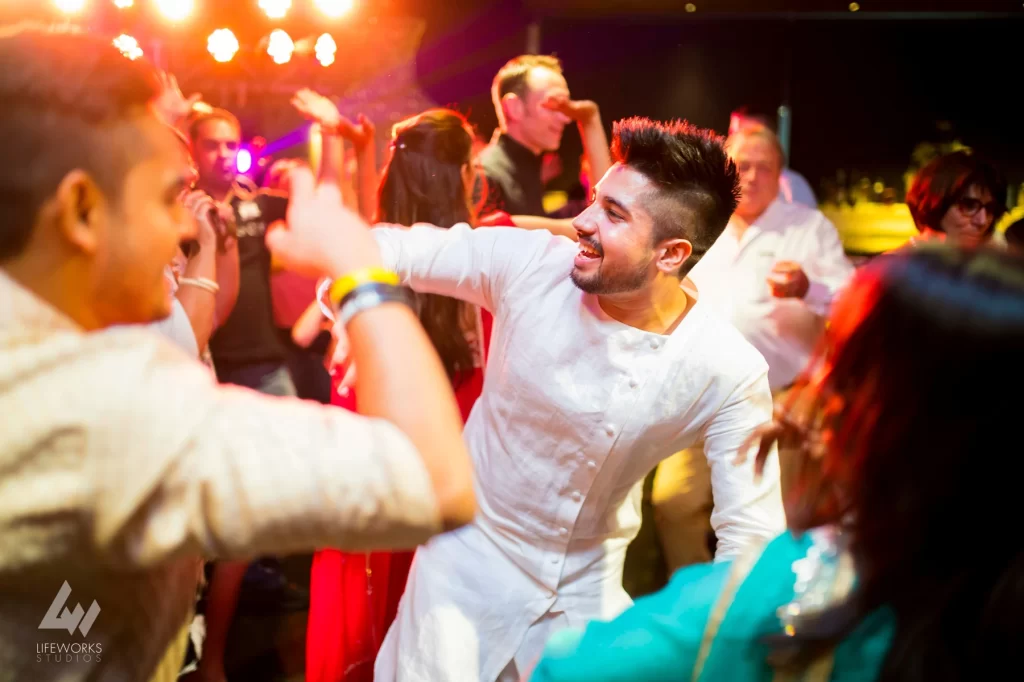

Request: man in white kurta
left=373, top=119, right=785, bottom=682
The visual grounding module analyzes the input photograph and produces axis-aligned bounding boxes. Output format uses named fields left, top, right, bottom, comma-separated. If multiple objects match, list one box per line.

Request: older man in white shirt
left=372, top=117, right=785, bottom=682
left=691, top=125, right=853, bottom=392
left=652, top=125, right=853, bottom=572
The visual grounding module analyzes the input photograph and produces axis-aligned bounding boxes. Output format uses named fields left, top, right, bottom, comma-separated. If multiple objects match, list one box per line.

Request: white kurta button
left=604, top=424, right=615, bottom=436
left=629, top=378, right=638, bottom=388
left=587, top=460, right=597, bottom=470
left=558, top=527, right=568, bottom=537
left=650, top=338, right=661, bottom=349
left=571, top=491, right=582, bottom=502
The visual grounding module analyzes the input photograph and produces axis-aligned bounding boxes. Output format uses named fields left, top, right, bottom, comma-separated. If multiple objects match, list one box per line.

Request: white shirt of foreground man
left=690, top=199, right=853, bottom=391
left=372, top=224, right=784, bottom=682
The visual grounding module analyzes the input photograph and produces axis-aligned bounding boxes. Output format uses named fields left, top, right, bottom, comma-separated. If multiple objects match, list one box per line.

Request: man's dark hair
left=906, top=151, right=1007, bottom=235
left=491, top=54, right=562, bottom=113
left=187, top=108, right=241, bottom=143
left=0, top=24, right=159, bottom=262
left=611, top=117, right=739, bottom=276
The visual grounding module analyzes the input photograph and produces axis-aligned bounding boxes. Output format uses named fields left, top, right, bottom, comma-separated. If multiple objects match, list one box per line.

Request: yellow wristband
left=328, top=267, right=400, bottom=306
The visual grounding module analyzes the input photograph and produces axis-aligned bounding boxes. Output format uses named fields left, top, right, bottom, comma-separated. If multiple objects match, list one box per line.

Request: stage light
left=236, top=148, right=253, bottom=174
left=155, top=0, right=194, bottom=22
left=54, top=0, right=87, bottom=14
left=267, top=29, right=294, bottom=65
left=112, top=34, right=143, bottom=60
left=207, top=29, right=239, bottom=63
left=848, top=2, right=860, bottom=11
left=258, top=0, right=291, bottom=19
left=112, top=0, right=133, bottom=8
left=315, top=33, right=336, bottom=67
left=313, top=0, right=354, bottom=20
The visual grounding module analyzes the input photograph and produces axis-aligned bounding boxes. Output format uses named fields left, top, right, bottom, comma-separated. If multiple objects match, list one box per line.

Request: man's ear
left=657, top=238, right=693, bottom=276
left=52, top=170, right=107, bottom=255
left=502, top=92, right=526, bottom=125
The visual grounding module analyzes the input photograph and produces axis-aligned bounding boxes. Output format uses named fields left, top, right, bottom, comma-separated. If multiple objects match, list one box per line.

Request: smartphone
left=259, top=191, right=290, bottom=225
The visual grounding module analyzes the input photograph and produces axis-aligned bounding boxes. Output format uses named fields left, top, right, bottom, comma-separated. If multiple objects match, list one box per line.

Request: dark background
left=3, top=0, right=1022, bottom=197
left=415, top=2, right=1024, bottom=198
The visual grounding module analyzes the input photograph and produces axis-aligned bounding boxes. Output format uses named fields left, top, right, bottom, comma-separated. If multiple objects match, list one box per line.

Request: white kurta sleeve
left=702, top=368, right=786, bottom=559
left=373, top=223, right=559, bottom=312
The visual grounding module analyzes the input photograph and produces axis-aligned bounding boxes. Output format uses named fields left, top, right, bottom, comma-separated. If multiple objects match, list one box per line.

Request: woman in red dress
left=304, top=109, right=503, bottom=682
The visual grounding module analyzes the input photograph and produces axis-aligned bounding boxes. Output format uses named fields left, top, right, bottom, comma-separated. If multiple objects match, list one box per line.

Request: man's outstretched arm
left=373, top=223, right=558, bottom=312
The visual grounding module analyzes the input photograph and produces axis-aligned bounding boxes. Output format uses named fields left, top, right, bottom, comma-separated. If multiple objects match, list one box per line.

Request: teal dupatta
left=530, top=530, right=894, bottom=682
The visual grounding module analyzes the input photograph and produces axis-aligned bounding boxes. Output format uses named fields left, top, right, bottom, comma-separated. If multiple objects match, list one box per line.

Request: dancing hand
left=154, top=71, right=202, bottom=127
left=265, top=167, right=381, bottom=278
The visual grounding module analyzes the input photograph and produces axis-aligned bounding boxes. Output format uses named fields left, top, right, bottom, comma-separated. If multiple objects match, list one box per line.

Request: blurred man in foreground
left=0, top=25, right=474, bottom=682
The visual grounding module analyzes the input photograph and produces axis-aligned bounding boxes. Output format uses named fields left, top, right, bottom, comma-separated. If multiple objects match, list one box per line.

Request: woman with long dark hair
left=374, top=108, right=487, bottom=404
left=527, top=244, right=1024, bottom=682
left=304, top=108, right=493, bottom=682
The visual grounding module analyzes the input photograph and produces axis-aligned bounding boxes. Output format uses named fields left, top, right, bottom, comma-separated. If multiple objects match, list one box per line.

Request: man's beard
left=570, top=259, right=650, bottom=295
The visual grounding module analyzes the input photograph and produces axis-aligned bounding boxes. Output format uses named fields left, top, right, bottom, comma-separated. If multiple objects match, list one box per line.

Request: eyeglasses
left=956, top=196, right=1002, bottom=218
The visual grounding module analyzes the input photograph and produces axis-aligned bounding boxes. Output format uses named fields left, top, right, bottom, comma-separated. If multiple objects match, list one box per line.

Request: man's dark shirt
left=208, top=189, right=290, bottom=368
left=478, top=134, right=546, bottom=217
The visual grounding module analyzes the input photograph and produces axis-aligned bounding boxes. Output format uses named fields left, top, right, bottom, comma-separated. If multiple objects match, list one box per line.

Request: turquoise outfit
left=530, top=530, right=894, bottom=682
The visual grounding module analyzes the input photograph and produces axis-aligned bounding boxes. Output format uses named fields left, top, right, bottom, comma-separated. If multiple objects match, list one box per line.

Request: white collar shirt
left=690, top=200, right=855, bottom=390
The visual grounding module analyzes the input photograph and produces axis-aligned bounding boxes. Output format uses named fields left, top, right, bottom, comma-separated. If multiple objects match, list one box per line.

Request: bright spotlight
left=155, top=0, right=194, bottom=22
left=112, top=34, right=143, bottom=60
left=315, top=33, right=336, bottom=67
left=54, top=0, right=87, bottom=14
left=258, top=0, right=291, bottom=19
left=313, top=0, right=354, bottom=19
left=236, top=148, right=253, bottom=174
left=112, top=0, right=133, bottom=8
left=207, top=29, right=239, bottom=63
left=267, top=29, right=294, bottom=65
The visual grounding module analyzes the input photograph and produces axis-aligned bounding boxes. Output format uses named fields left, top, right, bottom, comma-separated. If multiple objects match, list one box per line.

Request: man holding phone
left=188, top=108, right=294, bottom=397
left=187, top=110, right=310, bottom=682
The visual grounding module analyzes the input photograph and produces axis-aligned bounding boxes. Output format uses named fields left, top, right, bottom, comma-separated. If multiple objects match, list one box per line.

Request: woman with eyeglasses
left=527, top=244, right=1024, bottom=682
left=905, top=150, right=1007, bottom=248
